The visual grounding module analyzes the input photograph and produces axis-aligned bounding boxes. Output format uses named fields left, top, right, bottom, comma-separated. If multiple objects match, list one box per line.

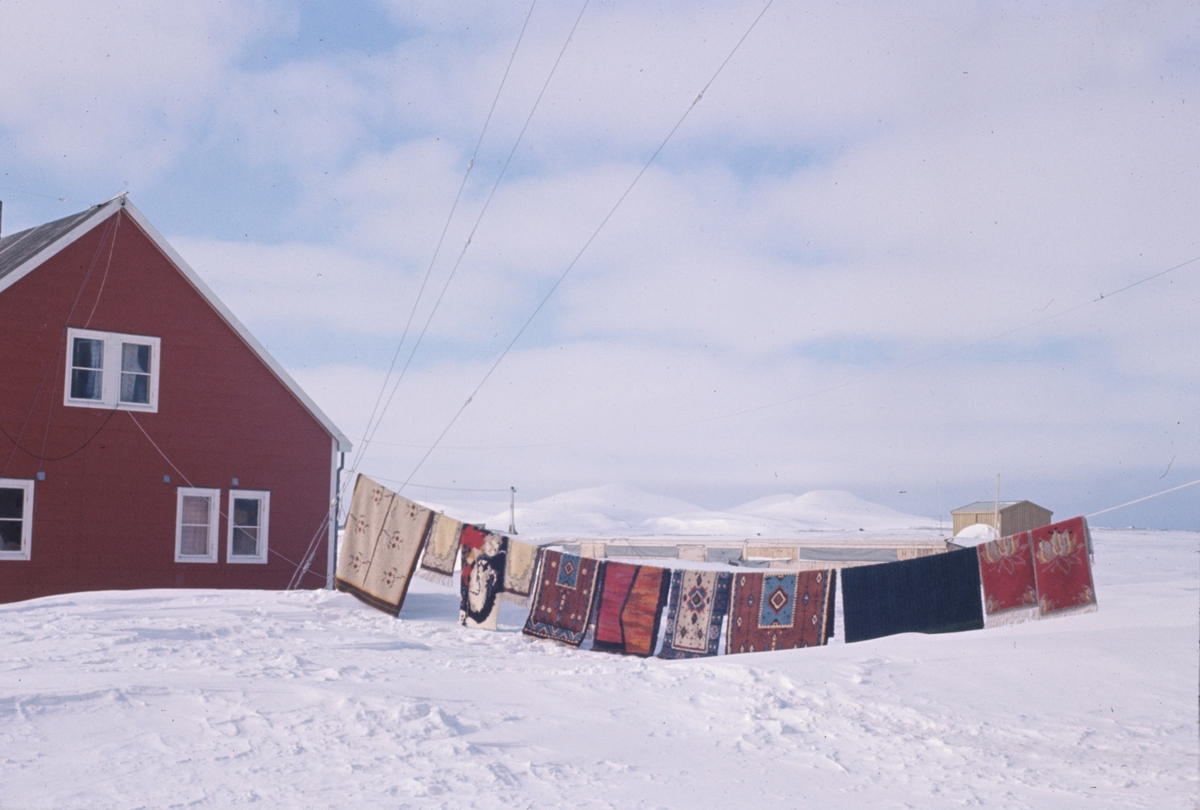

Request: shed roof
left=952, top=501, right=1024, bottom=513
left=0, top=195, right=351, bottom=452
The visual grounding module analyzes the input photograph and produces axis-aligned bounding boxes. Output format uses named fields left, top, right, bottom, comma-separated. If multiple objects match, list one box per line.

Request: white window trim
left=175, top=487, right=220, bottom=563
left=227, top=489, right=270, bottom=564
left=64, top=327, right=161, bottom=412
left=0, top=478, right=34, bottom=561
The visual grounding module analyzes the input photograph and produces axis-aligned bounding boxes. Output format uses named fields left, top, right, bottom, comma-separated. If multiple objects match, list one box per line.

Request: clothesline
left=334, top=473, right=1099, bottom=660
left=1086, top=477, right=1200, bottom=519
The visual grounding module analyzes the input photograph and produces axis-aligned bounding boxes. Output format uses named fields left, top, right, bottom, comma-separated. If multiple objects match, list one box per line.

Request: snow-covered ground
left=2, top=520, right=1196, bottom=807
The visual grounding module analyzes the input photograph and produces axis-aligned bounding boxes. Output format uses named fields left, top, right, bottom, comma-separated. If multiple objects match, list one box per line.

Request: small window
left=64, top=328, right=160, bottom=411
left=175, top=487, right=219, bottom=563
left=227, top=490, right=270, bottom=564
left=0, top=479, right=34, bottom=560
left=71, top=338, right=104, bottom=400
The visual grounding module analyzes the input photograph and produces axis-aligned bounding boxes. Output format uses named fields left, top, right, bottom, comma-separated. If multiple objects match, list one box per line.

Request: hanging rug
left=842, top=547, right=984, bottom=643
left=1031, top=516, right=1097, bottom=617
left=502, top=539, right=541, bottom=606
left=658, top=569, right=731, bottom=659
left=459, top=525, right=507, bottom=631
left=522, top=550, right=601, bottom=647
left=727, top=570, right=835, bottom=654
left=418, top=513, right=464, bottom=587
left=592, top=560, right=670, bottom=657
left=977, top=530, right=1039, bottom=626
left=335, top=474, right=432, bottom=617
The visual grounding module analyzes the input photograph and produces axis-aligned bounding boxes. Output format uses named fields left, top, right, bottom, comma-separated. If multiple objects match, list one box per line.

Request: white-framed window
left=175, top=487, right=219, bottom=563
left=227, top=490, right=270, bottom=564
left=0, top=479, right=34, bottom=561
left=64, top=327, right=161, bottom=412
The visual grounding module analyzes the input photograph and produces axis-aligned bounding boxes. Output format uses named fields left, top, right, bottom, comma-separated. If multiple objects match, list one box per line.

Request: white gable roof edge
left=0, top=198, right=122, bottom=296
left=120, top=199, right=352, bottom=453
left=0, top=195, right=352, bottom=453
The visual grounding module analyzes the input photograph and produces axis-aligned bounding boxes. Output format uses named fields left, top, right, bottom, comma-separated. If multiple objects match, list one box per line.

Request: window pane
left=0, top=487, right=22, bottom=519
left=120, top=372, right=150, bottom=403
left=72, top=338, right=103, bottom=369
left=181, top=495, right=210, bottom=525
left=180, top=525, right=209, bottom=555
left=232, top=527, right=258, bottom=556
left=71, top=369, right=103, bottom=400
left=233, top=498, right=259, bottom=527
left=121, top=343, right=150, bottom=374
left=0, top=520, right=21, bottom=551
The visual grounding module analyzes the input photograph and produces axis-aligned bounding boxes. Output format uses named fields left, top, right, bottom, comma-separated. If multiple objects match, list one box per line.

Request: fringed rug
left=977, top=531, right=1040, bottom=627
left=501, top=539, right=540, bottom=606
left=459, top=525, right=507, bottom=631
left=726, top=570, right=836, bottom=654
left=418, top=513, right=463, bottom=587
left=521, top=550, right=600, bottom=647
left=658, top=570, right=731, bottom=659
left=842, top=547, right=985, bottom=643
left=592, top=561, right=670, bottom=657
left=335, top=474, right=433, bottom=617
left=1031, top=516, right=1097, bottom=617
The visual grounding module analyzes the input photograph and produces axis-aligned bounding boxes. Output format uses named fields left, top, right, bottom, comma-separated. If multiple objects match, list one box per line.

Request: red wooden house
left=0, top=195, right=351, bottom=603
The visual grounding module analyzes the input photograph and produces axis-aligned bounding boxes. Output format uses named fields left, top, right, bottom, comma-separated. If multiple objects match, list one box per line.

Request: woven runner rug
left=459, top=525, right=507, bottom=631
left=521, top=550, right=601, bottom=647
left=417, top=513, right=464, bottom=587
left=727, top=570, right=835, bottom=654
left=842, top=547, right=984, bottom=643
left=1031, top=516, right=1097, bottom=617
left=977, top=531, right=1039, bottom=626
left=335, top=474, right=433, bottom=617
left=658, top=570, right=731, bottom=659
left=592, top=561, right=670, bottom=657
left=501, top=539, right=540, bottom=606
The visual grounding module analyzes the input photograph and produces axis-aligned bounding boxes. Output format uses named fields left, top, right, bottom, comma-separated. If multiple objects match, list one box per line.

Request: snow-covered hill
left=2, top=528, right=1196, bottom=808
left=474, top=484, right=937, bottom=539
left=731, top=489, right=934, bottom=530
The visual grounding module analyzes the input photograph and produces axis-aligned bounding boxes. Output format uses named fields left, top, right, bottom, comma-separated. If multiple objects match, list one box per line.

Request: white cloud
left=3, top=1, right=1197, bottom=526
left=0, top=0, right=283, bottom=182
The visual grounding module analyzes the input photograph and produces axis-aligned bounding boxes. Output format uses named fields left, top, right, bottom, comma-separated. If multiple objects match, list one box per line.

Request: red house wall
left=0, top=210, right=339, bottom=603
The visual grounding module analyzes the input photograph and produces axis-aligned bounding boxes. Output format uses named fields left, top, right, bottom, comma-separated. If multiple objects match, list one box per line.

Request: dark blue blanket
left=842, top=547, right=984, bottom=643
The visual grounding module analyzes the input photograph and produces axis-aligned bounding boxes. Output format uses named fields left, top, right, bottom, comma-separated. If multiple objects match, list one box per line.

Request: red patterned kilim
left=726, top=570, right=834, bottom=654
left=521, top=550, right=601, bottom=647
left=592, top=561, right=669, bottom=657
left=1030, top=516, right=1097, bottom=615
left=977, top=531, right=1038, bottom=617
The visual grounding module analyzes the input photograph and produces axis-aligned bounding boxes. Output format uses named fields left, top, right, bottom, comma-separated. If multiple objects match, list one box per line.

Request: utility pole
left=508, top=486, right=518, bottom=535
left=993, top=473, right=1001, bottom=539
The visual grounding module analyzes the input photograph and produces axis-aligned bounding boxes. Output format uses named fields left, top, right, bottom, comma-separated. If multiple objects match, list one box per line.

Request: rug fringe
left=498, top=592, right=530, bottom=607
left=984, top=605, right=1039, bottom=628
left=415, top=568, right=456, bottom=588
left=1042, top=600, right=1098, bottom=620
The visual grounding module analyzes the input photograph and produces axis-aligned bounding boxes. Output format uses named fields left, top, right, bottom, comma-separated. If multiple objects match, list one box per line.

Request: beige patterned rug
left=335, top=474, right=433, bottom=616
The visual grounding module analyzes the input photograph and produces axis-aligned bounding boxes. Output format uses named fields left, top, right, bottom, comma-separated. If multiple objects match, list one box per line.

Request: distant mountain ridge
left=453, top=483, right=938, bottom=540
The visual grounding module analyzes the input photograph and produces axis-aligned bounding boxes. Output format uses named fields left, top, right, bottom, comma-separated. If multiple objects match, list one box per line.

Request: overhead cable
left=349, top=0, right=541, bottom=479
left=1087, top=477, right=1200, bottom=519
left=358, top=0, right=592, bottom=471
left=392, top=0, right=777, bottom=494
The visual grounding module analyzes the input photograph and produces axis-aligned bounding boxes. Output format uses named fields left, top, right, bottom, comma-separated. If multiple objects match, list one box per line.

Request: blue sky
left=2, top=1, right=1197, bottom=529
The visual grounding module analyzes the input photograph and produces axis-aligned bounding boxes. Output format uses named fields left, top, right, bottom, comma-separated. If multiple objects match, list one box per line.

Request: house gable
left=0, top=196, right=350, bottom=453
left=0, top=197, right=350, bottom=601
